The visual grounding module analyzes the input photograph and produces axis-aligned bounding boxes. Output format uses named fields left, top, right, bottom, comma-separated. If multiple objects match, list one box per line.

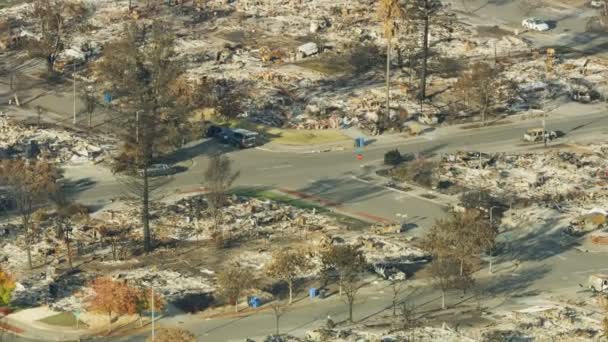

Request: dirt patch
left=477, top=26, right=514, bottom=39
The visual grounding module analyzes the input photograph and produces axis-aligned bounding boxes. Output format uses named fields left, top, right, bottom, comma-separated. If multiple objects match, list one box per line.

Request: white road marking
left=256, top=164, right=293, bottom=171
left=556, top=255, right=567, bottom=260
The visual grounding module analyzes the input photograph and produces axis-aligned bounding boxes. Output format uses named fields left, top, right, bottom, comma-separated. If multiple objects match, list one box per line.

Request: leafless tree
left=454, top=62, right=509, bottom=125
left=404, top=0, right=445, bottom=101
left=82, top=89, right=96, bottom=132
left=270, top=297, right=287, bottom=337
left=342, top=269, right=364, bottom=323
left=27, top=0, right=65, bottom=76
left=429, top=255, right=463, bottom=310
left=0, top=160, right=60, bottom=269
left=53, top=197, right=88, bottom=269
left=203, top=153, right=240, bottom=242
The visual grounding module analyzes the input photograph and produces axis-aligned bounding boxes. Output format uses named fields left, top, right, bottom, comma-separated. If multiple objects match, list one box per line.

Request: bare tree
left=266, top=247, right=310, bottom=304
left=26, top=0, right=78, bottom=76
left=390, top=280, right=405, bottom=316
left=82, top=89, right=96, bottom=132
left=429, top=255, right=462, bottom=310
left=270, top=298, right=287, bottom=337
left=404, top=0, right=445, bottom=101
left=217, top=263, right=254, bottom=312
left=203, top=154, right=240, bottom=243
left=0, top=160, right=60, bottom=269
left=321, top=244, right=366, bottom=297
left=342, top=269, right=364, bottom=323
left=98, top=223, right=132, bottom=262
left=54, top=198, right=88, bottom=269
left=454, top=62, right=508, bottom=125
left=377, top=0, right=405, bottom=133
left=102, top=20, right=185, bottom=253
left=423, top=210, right=496, bottom=276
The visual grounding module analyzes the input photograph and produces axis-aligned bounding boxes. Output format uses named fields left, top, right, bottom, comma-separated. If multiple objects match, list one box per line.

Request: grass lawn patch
left=225, top=120, right=350, bottom=146
left=38, top=312, right=88, bottom=328
left=231, top=187, right=328, bottom=212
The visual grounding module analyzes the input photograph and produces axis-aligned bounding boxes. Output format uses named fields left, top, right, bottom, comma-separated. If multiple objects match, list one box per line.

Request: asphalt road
left=64, top=106, right=608, bottom=235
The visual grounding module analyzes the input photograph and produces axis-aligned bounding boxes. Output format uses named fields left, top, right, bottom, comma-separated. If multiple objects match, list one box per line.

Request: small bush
left=384, top=149, right=402, bottom=166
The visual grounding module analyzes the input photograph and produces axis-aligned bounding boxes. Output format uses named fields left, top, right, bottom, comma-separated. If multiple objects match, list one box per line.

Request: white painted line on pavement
left=556, top=255, right=567, bottom=260
left=256, top=164, right=293, bottom=171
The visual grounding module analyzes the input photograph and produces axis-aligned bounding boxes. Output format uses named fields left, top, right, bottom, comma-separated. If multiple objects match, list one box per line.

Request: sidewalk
left=0, top=316, right=90, bottom=342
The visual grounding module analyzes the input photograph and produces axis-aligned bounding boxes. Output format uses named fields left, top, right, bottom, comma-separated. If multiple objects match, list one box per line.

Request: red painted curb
left=0, top=321, right=25, bottom=334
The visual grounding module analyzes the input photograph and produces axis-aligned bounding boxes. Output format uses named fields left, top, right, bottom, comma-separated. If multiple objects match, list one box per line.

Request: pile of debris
left=114, top=267, right=216, bottom=303
left=439, top=149, right=608, bottom=202
left=0, top=116, right=114, bottom=163
left=479, top=305, right=602, bottom=341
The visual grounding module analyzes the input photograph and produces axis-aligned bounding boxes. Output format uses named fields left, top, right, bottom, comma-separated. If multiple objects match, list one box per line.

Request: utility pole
left=151, top=285, right=155, bottom=341
left=73, top=63, right=76, bottom=125
left=489, top=206, right=499, bottom=274
left=136, top=111, right=141, bottom=143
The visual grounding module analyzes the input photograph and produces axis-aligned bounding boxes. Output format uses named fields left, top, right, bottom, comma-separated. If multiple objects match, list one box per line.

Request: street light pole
left=73, top=63, right=76, bottom=125
left=136, top=111, right=140, bottom=143
left=151, top=285, right=155, bottom=341
left=489, top=206, right=499, bottom=274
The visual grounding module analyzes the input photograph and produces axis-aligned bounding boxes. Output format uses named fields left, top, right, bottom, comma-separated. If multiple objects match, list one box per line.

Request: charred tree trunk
left=420, top=13, right=430, bottom=101
left=142, top=166, right=151, bottom=252
left=386, top=38, right=391, bottom=131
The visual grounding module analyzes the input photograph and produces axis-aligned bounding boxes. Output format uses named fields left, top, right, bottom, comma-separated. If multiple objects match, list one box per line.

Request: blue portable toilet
left=354, top=137, right=365, bottom=148
left=309, top=287, right=318, bottom=299
left=103, top=91, right=112, bottom=105
left=249, top=296, right=262, bottom=308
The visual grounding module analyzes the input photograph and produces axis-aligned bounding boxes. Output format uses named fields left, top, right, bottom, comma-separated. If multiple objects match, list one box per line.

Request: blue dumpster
left=248, top=296, right=261, bottom=308
left=309, top=287, right=318, bottom=299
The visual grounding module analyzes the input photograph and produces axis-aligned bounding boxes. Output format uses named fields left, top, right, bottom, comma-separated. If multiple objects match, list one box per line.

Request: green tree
left=100, top=20, right=186, bottom=253
left=377, top=0, right=406, bottom=131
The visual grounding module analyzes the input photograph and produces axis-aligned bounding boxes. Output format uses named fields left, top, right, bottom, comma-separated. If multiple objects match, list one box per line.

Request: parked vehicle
left=589, top=274, right=608, bottom=292
left=523, top=128, right=557, bottom=142
left=522, top=18, right=550, bottom=31
left=138, top=164, right=173, bottom=177
left=229, top=128, right=259, bottom=149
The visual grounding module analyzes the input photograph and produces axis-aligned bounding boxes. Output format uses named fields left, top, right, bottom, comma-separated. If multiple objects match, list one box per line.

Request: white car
left=522, top=18, right=550, bottom=31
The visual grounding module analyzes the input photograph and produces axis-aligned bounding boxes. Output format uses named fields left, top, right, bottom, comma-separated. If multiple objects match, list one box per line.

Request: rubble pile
left=479, top=306, right=601, bottom=341
left=300, top=326, right=474, bottom=342
left=439, top=149, right=608, bottom=201
left=102, top=194, right=339, bottom=242
left=0, top=116, right=114, bottom=163
left=115, top=267, right=216, bottom=302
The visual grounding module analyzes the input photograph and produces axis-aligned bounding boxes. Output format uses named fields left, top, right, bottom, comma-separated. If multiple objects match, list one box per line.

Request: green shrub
left=384, top=149, right=402, bottom=166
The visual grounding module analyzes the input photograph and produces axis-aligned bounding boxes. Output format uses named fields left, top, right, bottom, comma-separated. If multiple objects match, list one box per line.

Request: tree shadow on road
left=295, top=176, right=389, bottom=206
